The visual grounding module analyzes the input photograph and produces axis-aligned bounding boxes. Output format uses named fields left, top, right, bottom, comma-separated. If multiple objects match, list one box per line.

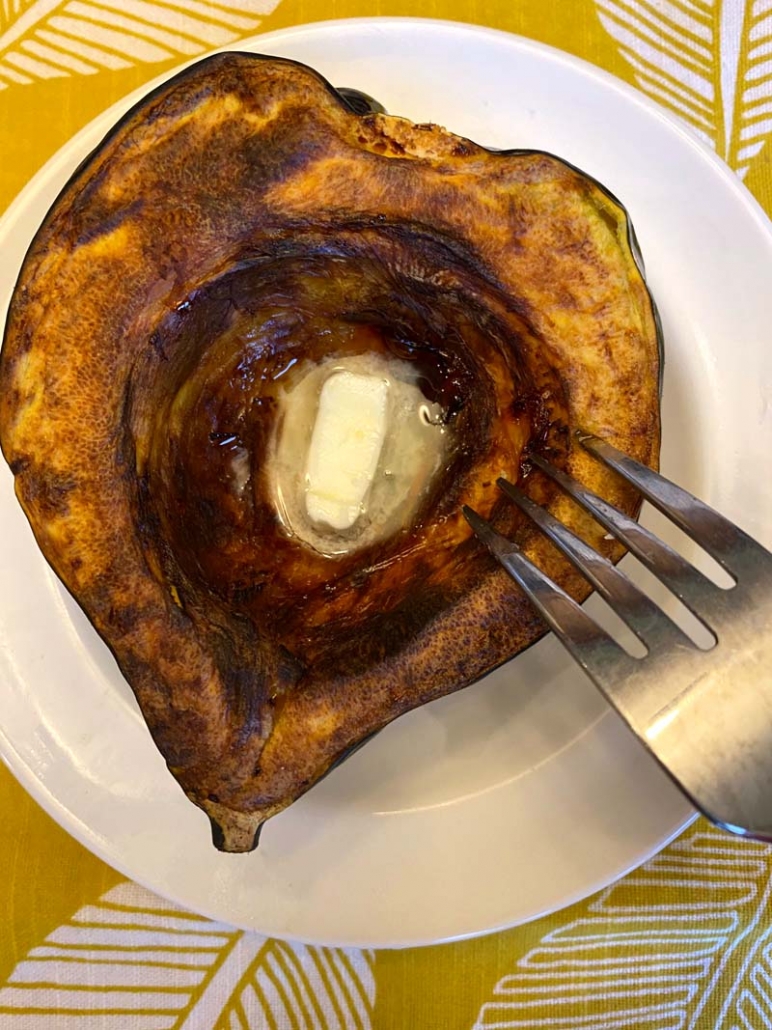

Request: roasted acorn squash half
left=0, top=52, right=661, bottom=852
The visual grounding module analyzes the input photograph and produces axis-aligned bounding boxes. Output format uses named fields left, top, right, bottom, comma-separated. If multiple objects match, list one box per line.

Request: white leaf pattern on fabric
left=0, top=881, right=376, bottom=1028
left=0, top=0, right=281, bottom=89
left=471, top=825, right=772, bottom=1029
left=596, top=0, right=772, bottom=177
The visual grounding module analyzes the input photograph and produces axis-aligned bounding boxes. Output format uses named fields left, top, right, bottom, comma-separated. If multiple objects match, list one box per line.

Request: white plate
left=2, top=18, right=771, bottom=949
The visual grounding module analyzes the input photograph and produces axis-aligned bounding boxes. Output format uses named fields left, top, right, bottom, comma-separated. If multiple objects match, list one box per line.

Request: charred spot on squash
left=23, top=470, right=76, bottom=517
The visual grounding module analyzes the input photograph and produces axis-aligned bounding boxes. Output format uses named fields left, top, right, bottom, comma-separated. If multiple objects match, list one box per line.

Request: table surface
left=2, top=2, right=772, bottom=1027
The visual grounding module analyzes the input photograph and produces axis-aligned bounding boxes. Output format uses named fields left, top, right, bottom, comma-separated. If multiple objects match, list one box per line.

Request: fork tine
left=579, top=432, right=769, bottom=579
left=530, top=451, right=717, bottom=616
left=462, top=506, right=637, bottom=683
left=496, top=477, right=693, bottom=653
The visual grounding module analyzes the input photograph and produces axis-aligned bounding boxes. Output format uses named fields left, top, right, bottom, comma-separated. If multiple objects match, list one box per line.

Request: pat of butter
left=306, top=370, right=389, bottom=531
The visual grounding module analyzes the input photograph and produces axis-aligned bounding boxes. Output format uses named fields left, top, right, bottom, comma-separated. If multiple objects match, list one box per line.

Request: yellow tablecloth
left=2, top=2, right=772, bottom=1027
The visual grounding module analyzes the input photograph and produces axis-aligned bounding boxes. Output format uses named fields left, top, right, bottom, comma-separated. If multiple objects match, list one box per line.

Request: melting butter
left=305, top=371, right=390, bottom=531
left=268, top=353, right=450, bottom=557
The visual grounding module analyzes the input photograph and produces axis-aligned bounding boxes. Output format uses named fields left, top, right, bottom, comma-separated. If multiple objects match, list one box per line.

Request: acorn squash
left=0, top=52, right=661, bottom=851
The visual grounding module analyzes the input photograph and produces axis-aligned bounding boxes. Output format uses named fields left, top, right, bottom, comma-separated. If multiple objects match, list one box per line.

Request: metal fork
left=463, top=432, right=772, bottom=841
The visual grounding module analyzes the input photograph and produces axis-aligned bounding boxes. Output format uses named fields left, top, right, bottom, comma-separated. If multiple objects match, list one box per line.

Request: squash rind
left=0, top=52, right=661, bottom=851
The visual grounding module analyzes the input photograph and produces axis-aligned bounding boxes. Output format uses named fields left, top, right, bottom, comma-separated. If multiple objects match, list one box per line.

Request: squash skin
left=0, top=52, right=660, bottom=852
